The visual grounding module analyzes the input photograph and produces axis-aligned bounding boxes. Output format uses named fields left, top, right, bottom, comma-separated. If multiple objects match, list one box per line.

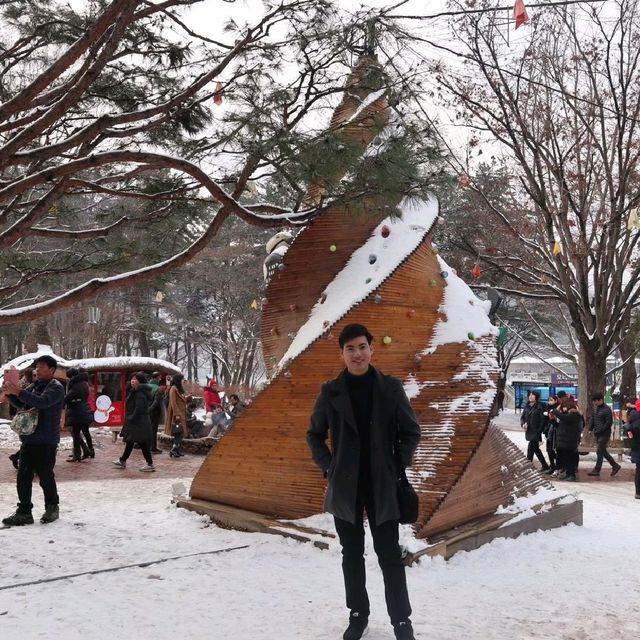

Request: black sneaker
left=40, top=505, right=59, bottom=524
left=611, top=464, right=621, bottom=477
left=343, top=612, right=368, bottom=640
left=587, top=469, right=600, bottom=476
left=2, top=511, right=34, bottom=526
left=394, top=620, right=416, bottom=640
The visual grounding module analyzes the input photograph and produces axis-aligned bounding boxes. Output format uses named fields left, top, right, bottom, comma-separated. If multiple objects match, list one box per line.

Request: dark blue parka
left=8, top=378, right=65, bottom=445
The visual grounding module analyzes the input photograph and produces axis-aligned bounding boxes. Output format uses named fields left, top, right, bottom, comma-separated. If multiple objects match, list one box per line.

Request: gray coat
left=306, top=367, right=420, bottom=526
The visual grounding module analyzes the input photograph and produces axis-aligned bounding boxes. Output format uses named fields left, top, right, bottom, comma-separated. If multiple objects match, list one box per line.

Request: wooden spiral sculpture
left=189, top=56, right=577, bottom=541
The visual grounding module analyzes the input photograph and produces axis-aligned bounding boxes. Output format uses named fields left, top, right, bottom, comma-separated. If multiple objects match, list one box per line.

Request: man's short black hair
left=338, top=324, right=373, bottom=348
left=591, top=391, right=604, bottom=401
left=528, top=389, right=540, bottom=401
left=33, top=355, right=57, bottom=370
left=556, top=390, right=567, bottom=398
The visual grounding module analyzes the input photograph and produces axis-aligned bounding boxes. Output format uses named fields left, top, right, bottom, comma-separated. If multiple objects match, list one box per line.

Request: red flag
left=513, top=0, right=529, bottom=29
left=213, top=82, right=223, bottom=106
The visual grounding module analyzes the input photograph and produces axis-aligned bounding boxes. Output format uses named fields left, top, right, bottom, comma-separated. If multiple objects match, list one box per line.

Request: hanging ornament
left=513, top=0, right=529, bottom=30
left=319, top=292, right=327, bottom=304
left=287, top=332, right=296, bottom=340
left=270, top=327, right=280, bottom=336
left=365, top=277, right=372, bottom=284
left=250, top=299, right=259, bottom=310
left=458, top=174, right=471, bottom=188
left=283, top=371, right=292, bottom=379
left=289, top=303, right=298, bottom=312
left=382, top=335, right=392, bottom=345
left=381, top=225, right=390, bottom=238
left=437, top=216, right=445, bottom=225
left=628, top=208, right=640, bottom=230
left=213, top=81, right=224, bottom=105
left=270, top=356, right=277, bottom=364
left=471, top=263, right=481, bottom=279
left=323, top=320, right=330, bottom=328
left=374, top=294, right=383, bottom=304
left=440, top=270, right=449, bottom=279
left=467, top=332, right=475, bottom=340
left=369, top=254, right=377, bottom=264
left=329, top=244, right=337, bottom=252
left=428, top=279, right=437, bottom=288
left=414, top=355, right=422, bottom=365
left=552, top=241, right=562, bottom=256
left=407, top=309, right=416, bottom=318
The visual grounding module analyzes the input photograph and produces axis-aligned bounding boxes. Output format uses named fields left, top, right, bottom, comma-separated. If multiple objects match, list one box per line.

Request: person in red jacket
left=203, top=378, right=222, bottom=413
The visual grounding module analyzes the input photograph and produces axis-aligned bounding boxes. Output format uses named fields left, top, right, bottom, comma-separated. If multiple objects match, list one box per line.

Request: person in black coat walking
left=627, top=400, right=640, bottom=499
left=113, top=372, right=155, bottom=472
left=543, top=394, right=559, bottom=474
left=307, top=324, right=421, bottom=640
left=551, top=399, right=582, bottom=481
left=588, top=392, right=621, bottom=477
left=64, top=368, right=95, bottom=462
left=148, top=381, right=165, bottom=453
left=521, top=391, right=549, bottom=471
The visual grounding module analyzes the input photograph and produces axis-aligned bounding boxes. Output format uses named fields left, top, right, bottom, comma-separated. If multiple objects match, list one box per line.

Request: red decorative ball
left=381, top=225, right=391, bottom=238
left=289, top=303, right=298, bottom=312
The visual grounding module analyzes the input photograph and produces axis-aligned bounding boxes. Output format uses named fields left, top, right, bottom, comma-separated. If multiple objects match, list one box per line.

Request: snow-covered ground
left=1, top=460, right=638, bottom=640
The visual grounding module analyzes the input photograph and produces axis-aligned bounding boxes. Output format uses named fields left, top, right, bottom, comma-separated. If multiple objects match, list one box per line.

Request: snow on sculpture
left=188, top=55, right=582, bottom=548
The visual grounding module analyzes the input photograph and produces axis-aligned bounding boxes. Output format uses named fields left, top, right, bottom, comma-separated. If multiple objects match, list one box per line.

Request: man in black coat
left=588, top=392, right=621, bottom=476
left=307, top=324, right=421, bottom=640
left=521, top=390, right=549, bottom=471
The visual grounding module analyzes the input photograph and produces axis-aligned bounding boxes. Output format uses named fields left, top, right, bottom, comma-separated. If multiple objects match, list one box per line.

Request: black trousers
left=527, top=440, right=548, bottom=468
left=334, top=495, right=411, bottom=626
left=70, top=424, right=90, bottom=459
left=556, top=448, right=577, bottom=476
left=120, top=441, right=153, bottom=465
left=17, top=444, right=59, bottom=512
left=545, top=438, right=556, bottom=469
left=635, top=464, right=640, bottom=495
left=81, top=424, right=94, bottom=452
left=594, top=436, right=617, bottom=471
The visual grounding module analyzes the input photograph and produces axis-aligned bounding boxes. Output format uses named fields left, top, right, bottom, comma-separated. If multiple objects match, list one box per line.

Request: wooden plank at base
left=177, top=498, right=330, bottom=550
left=407, top=500, right=583, bottom=563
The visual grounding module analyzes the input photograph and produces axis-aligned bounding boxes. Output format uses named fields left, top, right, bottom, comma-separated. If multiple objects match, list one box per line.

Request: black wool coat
left=306, top=367, right=421, bottom=526
left=123, top=384, right=153, bottom=444
left=65, top=373, right=94, bottom=426
left=554, top=411, right=582, bottom=451
left=522, top=402, right=545, bottom=442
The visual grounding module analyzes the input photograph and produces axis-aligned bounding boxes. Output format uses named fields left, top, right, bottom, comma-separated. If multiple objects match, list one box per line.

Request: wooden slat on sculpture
left=187, top=54, right=582, bottom=547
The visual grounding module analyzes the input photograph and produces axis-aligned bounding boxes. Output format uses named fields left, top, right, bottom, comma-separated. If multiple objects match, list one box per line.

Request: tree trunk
left=578, top=344, right=606, bottom=448
left=619, top=328, right=638, bottom=406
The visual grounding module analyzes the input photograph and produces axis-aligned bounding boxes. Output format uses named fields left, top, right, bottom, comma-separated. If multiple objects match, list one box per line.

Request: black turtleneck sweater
left=345, top=367, right=374, bottom=496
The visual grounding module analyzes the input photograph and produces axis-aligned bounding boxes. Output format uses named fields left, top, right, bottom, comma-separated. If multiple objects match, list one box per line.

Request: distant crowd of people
left=521, top=389, right=640, bottom=498
left=1, top=356, right=248, bottom=526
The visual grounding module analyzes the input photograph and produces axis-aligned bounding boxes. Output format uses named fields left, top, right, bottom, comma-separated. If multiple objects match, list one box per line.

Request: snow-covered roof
left=0, top=344, right=181, bottom=385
